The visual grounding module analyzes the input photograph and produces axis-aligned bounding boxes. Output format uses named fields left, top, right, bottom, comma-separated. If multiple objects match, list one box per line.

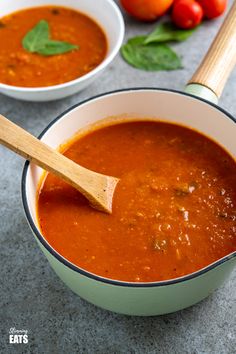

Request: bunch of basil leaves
left=121, top=22, right=196, bottom=71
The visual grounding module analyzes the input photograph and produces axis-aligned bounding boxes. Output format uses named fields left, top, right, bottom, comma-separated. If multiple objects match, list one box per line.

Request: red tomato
left=120, top=0, right=174, bottom=21
left=172, top=0, right=203, bottom=29
left=196, top=0, right=227, bottom=19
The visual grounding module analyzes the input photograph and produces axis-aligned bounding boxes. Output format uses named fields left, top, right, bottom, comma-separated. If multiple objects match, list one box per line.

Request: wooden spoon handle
left=188, top=1, right=236, bottom=98
left=0, top=113, right=89, bottom=184
left=0, top=114, right=118, bottom=213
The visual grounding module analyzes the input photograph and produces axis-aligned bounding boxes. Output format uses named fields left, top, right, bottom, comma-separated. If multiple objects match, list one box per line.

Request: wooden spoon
left=0, top=114, right=119, bottom=213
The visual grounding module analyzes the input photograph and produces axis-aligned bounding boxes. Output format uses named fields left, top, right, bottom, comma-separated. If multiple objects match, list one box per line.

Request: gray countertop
left=1, top=1, right=236, bottom=353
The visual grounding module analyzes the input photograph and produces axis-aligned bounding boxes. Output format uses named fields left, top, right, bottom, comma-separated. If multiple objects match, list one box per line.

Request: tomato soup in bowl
left=22, top=89, right=236, bottom=315
left=0, top=6, right=107, bottom=87
left=0, top=0, right=124, bottom=101
left=37, top=121, right=236, bottom=283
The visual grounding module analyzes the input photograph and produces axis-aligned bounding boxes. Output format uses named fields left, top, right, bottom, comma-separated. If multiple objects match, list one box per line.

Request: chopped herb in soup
left=37, top=121, right=236, bottom=282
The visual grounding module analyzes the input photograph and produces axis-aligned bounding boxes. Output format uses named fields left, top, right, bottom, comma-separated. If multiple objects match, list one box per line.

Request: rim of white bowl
left=0, top=0, right=125, bottom=93
left=22, top=88, right=236, bottom=288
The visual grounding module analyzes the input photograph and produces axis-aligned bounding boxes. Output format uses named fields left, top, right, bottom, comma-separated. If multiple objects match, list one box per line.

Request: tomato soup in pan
left=37, top=121, right=236, bottom=282
left=0, top=6, right=107, bottom=87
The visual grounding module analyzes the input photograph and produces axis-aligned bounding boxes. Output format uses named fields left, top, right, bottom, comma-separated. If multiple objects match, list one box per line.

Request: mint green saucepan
left=21, top=2, right=236, bottom=315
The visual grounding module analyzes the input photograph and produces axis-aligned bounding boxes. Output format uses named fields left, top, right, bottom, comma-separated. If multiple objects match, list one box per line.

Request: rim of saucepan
left=0, top=0, right=124, bottom=93
left=22, top=88, right=236, bottom=288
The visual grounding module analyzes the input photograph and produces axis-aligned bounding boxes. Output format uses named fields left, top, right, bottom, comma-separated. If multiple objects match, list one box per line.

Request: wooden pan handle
left=188, top=1, right=236, bottom=98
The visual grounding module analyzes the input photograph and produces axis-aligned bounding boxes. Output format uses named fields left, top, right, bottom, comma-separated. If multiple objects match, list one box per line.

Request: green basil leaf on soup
left=22, top=20, right=49, bottom=52
left=22, top=20, right=78, bottom=56
left=36, top=40, right=78, bottom=56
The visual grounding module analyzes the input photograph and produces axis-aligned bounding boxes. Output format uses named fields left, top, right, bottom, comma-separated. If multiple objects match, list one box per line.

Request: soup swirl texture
left=38, top=122, right=236, bottom=282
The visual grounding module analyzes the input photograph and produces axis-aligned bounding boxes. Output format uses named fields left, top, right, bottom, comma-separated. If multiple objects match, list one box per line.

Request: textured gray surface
left=0, top=1, right=236, bottom=353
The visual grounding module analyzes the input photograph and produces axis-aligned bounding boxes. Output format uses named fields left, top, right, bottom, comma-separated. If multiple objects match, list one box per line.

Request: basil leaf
left=37, top=40, right=78, bottom=56
left=22, top=20, right=49, bottom=52
left=144, top=22, right=196, bottom=44
left=124, top=35, right=148, bottom=46
left=22, top=20, right=78, bottom=56
left=121, top=36, right=182, bottom=71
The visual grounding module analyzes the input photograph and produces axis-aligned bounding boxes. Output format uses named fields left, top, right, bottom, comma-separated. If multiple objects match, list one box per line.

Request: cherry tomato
left=196, top=0, right=227, bottom=19
left=172, top=0, right=203, bottom=29
left=120, top=0, right=174, bottom=21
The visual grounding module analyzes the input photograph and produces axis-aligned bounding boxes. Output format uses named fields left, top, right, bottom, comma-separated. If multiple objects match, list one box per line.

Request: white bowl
left=0, top=0, right=124, bottom=101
